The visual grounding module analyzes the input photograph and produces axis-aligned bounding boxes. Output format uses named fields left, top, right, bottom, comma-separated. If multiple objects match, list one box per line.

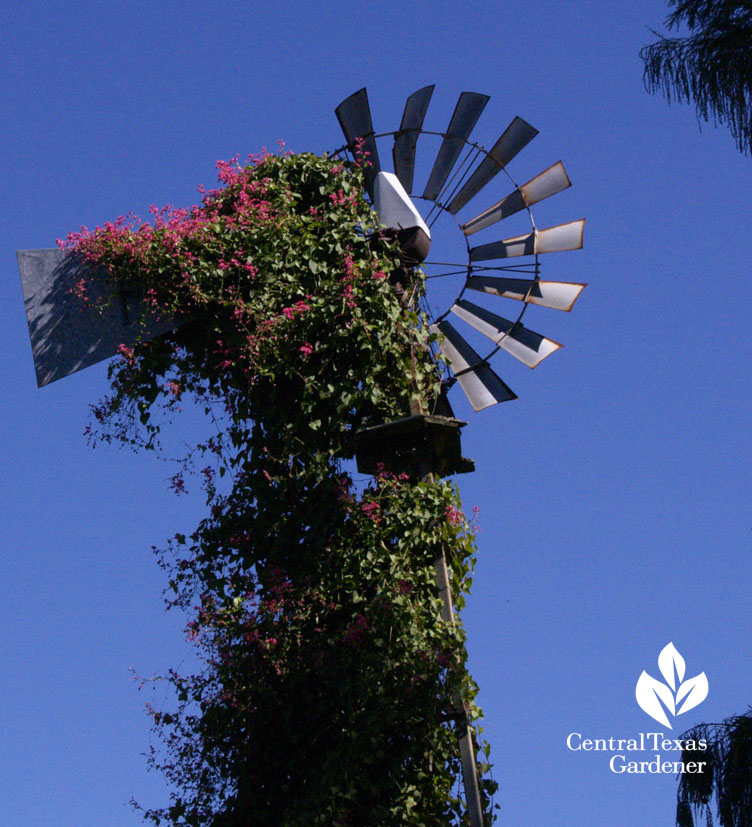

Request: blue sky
left=1, top=1, right=750, bottom=825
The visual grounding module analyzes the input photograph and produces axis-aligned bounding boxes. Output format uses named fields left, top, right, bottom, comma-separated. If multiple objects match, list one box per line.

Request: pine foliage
left=641, top=0, right=752, bottom=154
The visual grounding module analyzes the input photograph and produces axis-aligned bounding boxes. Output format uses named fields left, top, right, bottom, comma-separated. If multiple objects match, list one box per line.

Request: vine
left=61, top=150, right=497, bottom=824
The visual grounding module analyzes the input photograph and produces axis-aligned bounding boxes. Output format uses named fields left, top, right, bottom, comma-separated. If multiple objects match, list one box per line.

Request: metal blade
left=431, top=320, right=516, bottom=410
left=422, top=92, right=489, bottom=202
left=393, top=85, right=434, bottom=194
left=334, top=87, right=381, bottom=197
left=469, top=219, right=585, bottom=261
left=447, top=117, right=538, bottom=214
left=462, top=161, right=571, bottom=235
left=451, top=299, right=561, bottom=368
left=535, top=218, right=585, bottom=254
left=470, top=233, right=534, bottom=261
left=17, top=248, right=175, bottom=387
left=465, top=276, right=586, bottom=312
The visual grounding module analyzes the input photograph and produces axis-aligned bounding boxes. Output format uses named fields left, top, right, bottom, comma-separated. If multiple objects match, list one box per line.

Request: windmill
left=336, top=86, right=586, bottom=826
left=335, top=86, right=586, bottom=414
left=17, top=87, right=585, bottom=401
left=15, top=85, right=585, bottom=826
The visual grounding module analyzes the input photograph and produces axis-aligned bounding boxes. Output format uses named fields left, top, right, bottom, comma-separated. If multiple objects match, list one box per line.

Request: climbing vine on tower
left=61, top=150, right=497, bottom=825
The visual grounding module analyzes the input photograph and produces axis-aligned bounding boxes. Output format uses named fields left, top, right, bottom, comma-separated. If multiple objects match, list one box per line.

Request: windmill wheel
left=334, top=86, right=587, bottom=413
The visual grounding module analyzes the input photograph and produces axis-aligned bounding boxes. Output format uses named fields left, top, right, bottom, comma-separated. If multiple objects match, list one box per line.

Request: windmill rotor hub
left=373, top=170, right=431, bottom=264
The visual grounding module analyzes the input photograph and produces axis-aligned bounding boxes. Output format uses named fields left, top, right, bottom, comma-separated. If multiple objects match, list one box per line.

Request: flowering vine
left=62, top=150, right=497, bottom=824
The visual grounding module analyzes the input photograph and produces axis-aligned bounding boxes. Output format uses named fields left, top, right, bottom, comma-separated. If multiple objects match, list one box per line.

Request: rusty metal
left=462, top=161, right=571, bottom=236
left=470, top=219, right=585, bottom=261
left=471, top=232, right=534, bottom=262
left=17, top=248, right=175, bottom=387
left=451, top=298, right=561, bottom=368
left=535, top=218, right=585, bottom=254
left=334, top=87, right=381, bottom=197
left=431, top=320, right=517, bottom=411
left=465, top=276, right=586, bottom=312
left=337, top=86, right=587, bottom=825
left=353, top=414, right=474, bottom=478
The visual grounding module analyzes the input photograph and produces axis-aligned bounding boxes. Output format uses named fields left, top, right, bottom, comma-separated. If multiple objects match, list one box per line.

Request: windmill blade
left=393, top=85, right=434, bottom=194
left=466, top=276, right=586, bottom=312
left=431, top=320, right=517, bottom=411
left=451, top=299, right=561, bottom=368
left=17, top=248, right=175, bottom=386
left=422, top=92, right=489, bottom=202
left=461, top=161, right=571, bottom=235
left=447, top=117, right=538, bottom=214
left=334, top=87, right=381, bottom=198
left=469, top=219, right=585, bottom=261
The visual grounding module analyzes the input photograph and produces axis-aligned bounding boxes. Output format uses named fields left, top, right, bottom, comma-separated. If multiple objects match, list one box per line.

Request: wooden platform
left=354, top=414, right=475, bottom=478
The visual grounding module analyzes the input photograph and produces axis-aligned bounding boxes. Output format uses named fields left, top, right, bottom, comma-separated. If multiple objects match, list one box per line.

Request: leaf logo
left=635, top=643, right=709, bottom=728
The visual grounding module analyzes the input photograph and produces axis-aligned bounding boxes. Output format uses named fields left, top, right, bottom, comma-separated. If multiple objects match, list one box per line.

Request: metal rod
left=402, top=264, right=485, bottom=826
left=422, top=464, right=484, bottom=827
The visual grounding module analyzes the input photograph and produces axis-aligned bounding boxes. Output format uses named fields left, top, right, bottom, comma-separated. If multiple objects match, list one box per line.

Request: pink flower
left=170, top=473, right=187, bottom=495
left=353, top=136, right=371, bottom=167
left=215, top=154, right=241, bottom=186
left=470, top=505, right=481, bottom=533
left=343, top=613, right=369, bottom=647
left=70, top=278, right=89, bottom=301
left=117, top=343, right=135, bottom=366
left=361, top=501, right=381, bottom=522
left=445, top=504, right=464, bottom=527
left=282, top=300, right=310, bottom=320
left=299, top=343, right=313, bottom=357
left=436, top=652, right=453, bottom=669
left=185, top=621, right=199, bottom=641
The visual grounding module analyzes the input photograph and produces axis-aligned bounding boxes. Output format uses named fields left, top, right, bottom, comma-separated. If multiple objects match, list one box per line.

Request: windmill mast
left=355, top=170, right=486, bottom=825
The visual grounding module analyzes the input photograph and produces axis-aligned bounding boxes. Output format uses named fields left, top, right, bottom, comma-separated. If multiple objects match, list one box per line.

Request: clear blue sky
left=1, top=1, right=750, bottom=825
